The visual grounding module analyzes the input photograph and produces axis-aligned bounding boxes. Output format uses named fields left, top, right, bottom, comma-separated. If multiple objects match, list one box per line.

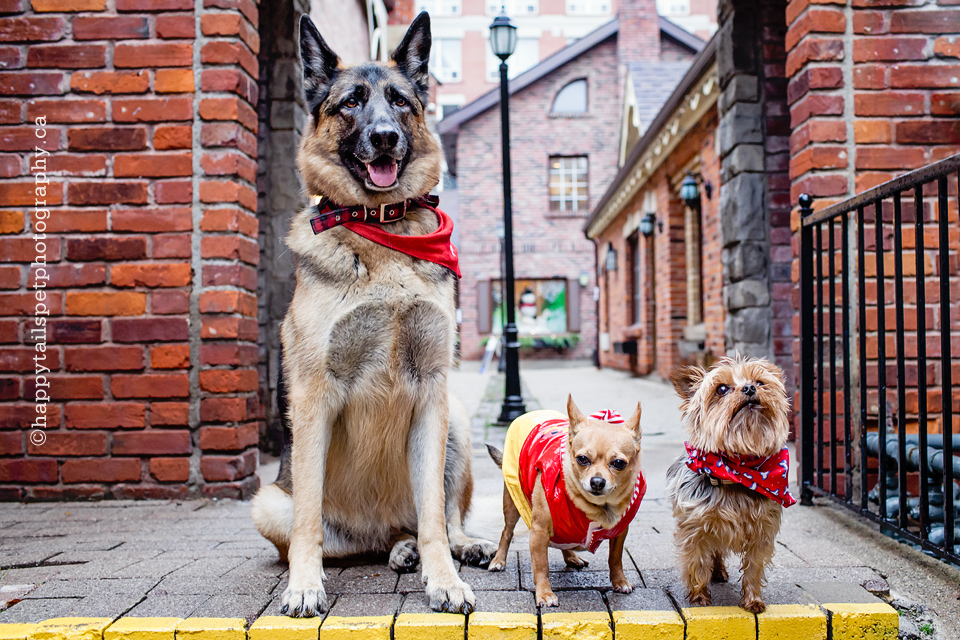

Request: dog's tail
left=486, top=444, right=503, bottom=468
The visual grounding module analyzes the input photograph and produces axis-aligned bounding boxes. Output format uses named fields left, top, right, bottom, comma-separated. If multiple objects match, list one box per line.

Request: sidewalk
left=1, top=363, right=955, bottom=639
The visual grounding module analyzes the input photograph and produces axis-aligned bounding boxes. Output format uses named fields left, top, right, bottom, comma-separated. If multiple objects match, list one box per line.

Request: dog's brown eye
left=344, top=98, right=359, bottom=109
left=610, top=459, right=626, bottom=471
left=395, top=97, right=407, bottom=107
left=756, top=380, right=765, bottom=386
left=575, top=455, right=590, bottom=467
left=716, top=384, right=730, bottom=396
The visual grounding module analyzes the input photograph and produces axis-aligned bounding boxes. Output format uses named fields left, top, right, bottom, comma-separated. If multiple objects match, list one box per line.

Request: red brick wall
left=786, top=0, right=960, bottom=485
left=596, top=110, right=723, bottom=378
left=457, top=39, right=622, bottom=361
left=0, top=0, right=261, bottom=500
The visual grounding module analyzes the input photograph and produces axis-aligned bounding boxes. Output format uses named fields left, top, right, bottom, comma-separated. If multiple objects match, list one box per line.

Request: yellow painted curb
left=394, top=613, right=464, bottom=640
left=682, top=606, right=755, bottom=640
left=31, top=618, right=113, bottom=640
left=612, top=610, right=685, bottom=640
left=247, top=616, right=321, bottom=640
left=757, top=604, right=826, bottom=640
left=821, top=603, right=899, bottom=640
left=541, top=612, right=611, bottom=640
left=467, top=612, right=537, bottom=640
left=105, top=618, right=182, bottom=640
left=319, top=616, right=393, bottom=640
left=175, top=618, right=246, bottom=640
left=0, top=624, right=36, bottom=640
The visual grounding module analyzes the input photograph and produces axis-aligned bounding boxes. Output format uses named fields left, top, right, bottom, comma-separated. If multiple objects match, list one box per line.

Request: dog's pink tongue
left=367, top=159, right=397, bottom=187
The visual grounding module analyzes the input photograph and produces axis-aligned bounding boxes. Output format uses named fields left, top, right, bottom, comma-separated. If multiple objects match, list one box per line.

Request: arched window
left=551, top=79, right=587, bottom=114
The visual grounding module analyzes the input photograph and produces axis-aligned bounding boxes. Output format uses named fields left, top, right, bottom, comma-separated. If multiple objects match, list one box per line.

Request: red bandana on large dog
left=519, top=410, right=646, bottom=552
left=684, top=443, right=797, bottom=507
left=309, top=195, right=461, bottom=277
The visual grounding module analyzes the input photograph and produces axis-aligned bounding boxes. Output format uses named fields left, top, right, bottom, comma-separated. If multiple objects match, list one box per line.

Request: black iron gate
left=799, top=153, right=960, bottom=565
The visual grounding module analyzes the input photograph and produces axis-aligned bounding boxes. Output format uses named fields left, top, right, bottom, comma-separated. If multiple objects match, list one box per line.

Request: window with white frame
left=415, top=0, right=461, bottom=15
left=486, top=0, right=538, bottom=16
left=566, top=0, right=611, bottom=15
left=430, top=38, right=462, bottom=83
left=655, top=0, right=690, bottom=15
left=548, top=156, right=589, bottom=212
left=551, top=79, right=587, bottom=114
left=486, top=38, right=538, bottom=81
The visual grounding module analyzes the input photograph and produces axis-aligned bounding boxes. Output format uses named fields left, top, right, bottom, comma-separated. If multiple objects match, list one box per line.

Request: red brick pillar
left=0, top=0, right=262, bottom=500
left=194, top=0, right=261, bottom=499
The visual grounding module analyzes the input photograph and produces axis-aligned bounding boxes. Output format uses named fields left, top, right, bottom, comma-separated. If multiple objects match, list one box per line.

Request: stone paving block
left=151, top=575, right=221, bottom=596
left=681, top=606, right=755, bottom=640
left=0, top=624, right=35, bottom=640
left=104, top=617, right=182, bottom=640
left=32, top=617, right=114, bottom=640
left=327, top=594, right=403, bottom=618
left=761, top=581, right=816, bottom=606
left=108, top=558, right=196, bottom=580
left=821, top=603, right=898, bottom=640
left=606, top=587, right=676, bottom=612
left=25, top=579, right=155, bottom=599
left=460, top=563, right=519, bottom=591
left=467, top=612, right=537, bottom=640
left=0, top=567, right=64, bottom=586
left=395, top=572, right=425, bottom=593
left=189, top=595, right=273, bottom=624
left=175, top=617, right=246, bottom=640
left=394, top=612, right=464, bottom=640
left=324, top=566, right=398, bottom=595
left=757, top=604, right=827, bottom=640
left=122, top=596, right=209, bottom=619
left=247, top=615, right=321, bottom=640
left=797, top=581, right=884, bottom=605
left=472, top=590, right=537, bottom=614
left=0, top=600, right=85, bottom=624
left=521, top=569, right=642, bottom=592
left=549, top=589, right=606, bottom=613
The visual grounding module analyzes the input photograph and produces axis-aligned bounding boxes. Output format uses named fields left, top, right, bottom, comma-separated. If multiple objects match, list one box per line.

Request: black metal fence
left=799, top=153, right=960, bottom=565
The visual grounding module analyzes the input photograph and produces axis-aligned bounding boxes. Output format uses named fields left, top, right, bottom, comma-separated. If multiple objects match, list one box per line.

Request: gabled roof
left=436, top=17, right=704, bottom=135
left=628, top=61, right=693, bottom=135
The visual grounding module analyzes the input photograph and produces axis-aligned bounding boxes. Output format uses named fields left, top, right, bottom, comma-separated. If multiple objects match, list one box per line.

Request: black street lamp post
left=491, top=10, right=525, bottom=424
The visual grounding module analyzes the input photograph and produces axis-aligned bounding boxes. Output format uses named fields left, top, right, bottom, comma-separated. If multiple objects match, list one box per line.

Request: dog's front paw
left=389, top=538, right=420, bottom=573
left=740, top=597, right=766, bottom=614
left=487, top=558, right=506, bottom=572
left=280, top=583, right=328, bottom=618
left=611, top=578, right=633, bottom=593
left=426, top=575, right=476, bottom=614
left=563, top=554, right=589, bottom=570
left=536, top=590, right=559, bottom=607
left=687, top=589, right=711, bottom=606
left=453, top=539, right=498, bottom=568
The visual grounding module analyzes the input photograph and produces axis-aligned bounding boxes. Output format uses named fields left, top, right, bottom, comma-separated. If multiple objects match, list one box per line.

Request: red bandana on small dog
left=684, top=443, right=797, bottom=507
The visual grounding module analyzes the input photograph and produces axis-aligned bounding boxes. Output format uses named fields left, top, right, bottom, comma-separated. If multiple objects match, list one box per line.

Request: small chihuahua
left=666, top=356, right=795, bottom=613
left=487, top=395, right=645, bottom=607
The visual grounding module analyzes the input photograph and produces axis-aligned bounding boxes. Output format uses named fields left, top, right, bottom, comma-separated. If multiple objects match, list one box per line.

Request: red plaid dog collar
left=309, top=194, right=439, bottom=234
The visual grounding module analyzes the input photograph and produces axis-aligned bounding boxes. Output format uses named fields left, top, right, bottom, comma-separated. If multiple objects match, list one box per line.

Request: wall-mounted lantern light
left=579, top=271, right=590, bottom=287
left=680, top=172, right=700, bottom=209
left=604, top=242, right=617, bottom=272
left=639, top=212, right=662, bottom=237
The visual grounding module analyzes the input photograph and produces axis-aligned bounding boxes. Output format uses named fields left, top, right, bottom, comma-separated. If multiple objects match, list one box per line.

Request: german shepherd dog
left=250, top=12, right=495, bottom=617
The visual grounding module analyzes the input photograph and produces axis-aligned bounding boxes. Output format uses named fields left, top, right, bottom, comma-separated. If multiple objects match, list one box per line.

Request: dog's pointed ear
left=391, top=11, right=431, bottom=97
left=670, top=366, right=704, bottom=401
left=300, top=15, right=340, bottom=114
left=624, top=402, right=642, bottom=443
left=567, top=394, right=587, bottom=436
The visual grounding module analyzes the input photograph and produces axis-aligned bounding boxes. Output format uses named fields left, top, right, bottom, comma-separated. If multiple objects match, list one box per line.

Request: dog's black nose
left=590, top=477, right=606, bottom=492
left=369, top=126, right=399, bottom=150
left=742, top=384, right=757, bottom=397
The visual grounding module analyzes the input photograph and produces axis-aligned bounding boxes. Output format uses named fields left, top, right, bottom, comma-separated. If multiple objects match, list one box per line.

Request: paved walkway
left=1, top=363, right=957, bottom=638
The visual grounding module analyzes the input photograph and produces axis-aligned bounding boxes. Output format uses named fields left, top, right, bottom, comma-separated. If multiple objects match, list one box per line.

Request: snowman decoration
left=518, top=287, right=538, bottom=333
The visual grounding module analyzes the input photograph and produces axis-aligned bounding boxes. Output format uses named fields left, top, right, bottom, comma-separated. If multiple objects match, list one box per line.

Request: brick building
left=439, top=1, right=703, bottom=361
left=585, top=0, right=959, bottom=442
left=0, top=0, right=389, bottom=499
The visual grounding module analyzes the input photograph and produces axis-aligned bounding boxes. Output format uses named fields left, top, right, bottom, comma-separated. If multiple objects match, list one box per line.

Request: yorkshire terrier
left=666, top=356, right=795, bottom=613
left=487, top=395, right=645, bottom=607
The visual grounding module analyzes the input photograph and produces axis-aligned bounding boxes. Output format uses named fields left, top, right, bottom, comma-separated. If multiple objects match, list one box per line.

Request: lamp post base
left=497, top=396, right=526, bottom=425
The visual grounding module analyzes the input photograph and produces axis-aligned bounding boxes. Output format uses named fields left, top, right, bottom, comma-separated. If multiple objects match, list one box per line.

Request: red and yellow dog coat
left=501, top=410, right=646, bottom=552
